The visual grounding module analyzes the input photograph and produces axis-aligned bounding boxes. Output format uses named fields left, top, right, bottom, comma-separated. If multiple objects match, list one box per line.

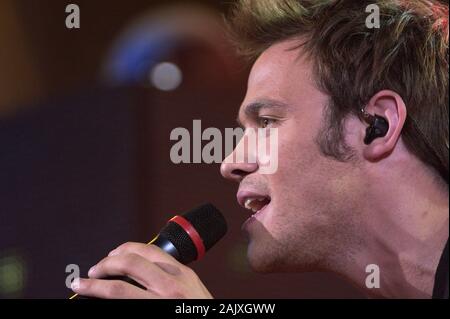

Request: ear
left=362, top=90, right=407, bottom=161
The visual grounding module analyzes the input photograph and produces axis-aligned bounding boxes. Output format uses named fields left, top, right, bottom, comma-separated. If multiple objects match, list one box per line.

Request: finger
left=109, top=242, right=179, bottom=265
left=88, top=253, right=173, bottom=290
left=71, top=278, right=156, bottom=299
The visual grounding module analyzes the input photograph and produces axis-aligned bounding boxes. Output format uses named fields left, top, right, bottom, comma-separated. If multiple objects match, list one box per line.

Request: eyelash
left=259, top=117, right=277, bottom=128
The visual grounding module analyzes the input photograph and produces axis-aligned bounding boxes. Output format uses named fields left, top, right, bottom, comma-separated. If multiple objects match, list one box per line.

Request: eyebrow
left=236, top=98, right=290, bottom=127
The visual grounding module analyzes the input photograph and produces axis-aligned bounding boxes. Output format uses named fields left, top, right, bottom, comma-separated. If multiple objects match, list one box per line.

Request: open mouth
left=243, top=196, right=271, bottom=215
left=237, top=191, right=272, bottom=230
left=239, top=195, right=271, bottom=231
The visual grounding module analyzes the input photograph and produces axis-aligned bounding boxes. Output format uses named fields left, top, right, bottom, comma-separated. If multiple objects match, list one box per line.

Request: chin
left=247, top=251, right=275, bottom=273
left=246, top=239, right=285, bottom=273
left=246, top=233, right=324, bottom=274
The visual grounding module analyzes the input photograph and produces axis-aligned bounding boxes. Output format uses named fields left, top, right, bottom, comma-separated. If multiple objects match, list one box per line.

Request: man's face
left=221, top=40, right=365, bottom=273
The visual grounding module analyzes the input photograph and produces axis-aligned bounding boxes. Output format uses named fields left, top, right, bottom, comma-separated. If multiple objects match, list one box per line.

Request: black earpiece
left=361, top=109, right=389, bottom=145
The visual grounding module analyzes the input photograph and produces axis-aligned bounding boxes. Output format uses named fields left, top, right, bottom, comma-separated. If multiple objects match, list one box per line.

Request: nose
left=220, top=129, right=260, bottom=182
left=220, top=156, right=258, bottom=183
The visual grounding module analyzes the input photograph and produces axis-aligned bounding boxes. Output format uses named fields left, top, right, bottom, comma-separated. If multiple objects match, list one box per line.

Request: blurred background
left=0, top=0, right=363, bottom=298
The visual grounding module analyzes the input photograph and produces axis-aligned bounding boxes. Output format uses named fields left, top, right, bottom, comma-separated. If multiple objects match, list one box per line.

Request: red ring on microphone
left=169, top=215, right=205, bottom=260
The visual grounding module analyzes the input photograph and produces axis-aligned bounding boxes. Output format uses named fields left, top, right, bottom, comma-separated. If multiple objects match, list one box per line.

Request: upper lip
left=236, top=189, right=271, bottom=209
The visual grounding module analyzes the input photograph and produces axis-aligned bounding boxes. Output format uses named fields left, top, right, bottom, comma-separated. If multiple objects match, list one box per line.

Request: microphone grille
left=159, top=203, right=227, bottom=264
left=182, top=203, right=227, bottom=251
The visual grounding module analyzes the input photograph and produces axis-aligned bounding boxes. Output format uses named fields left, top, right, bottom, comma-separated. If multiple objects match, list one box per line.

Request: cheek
left=270, top=133, right=362, bottom=216
left=273, top=129, right=323, bottom=187
left=266, top=125, right=346, bottom=218
left=266, top=132, right=323, bottom=213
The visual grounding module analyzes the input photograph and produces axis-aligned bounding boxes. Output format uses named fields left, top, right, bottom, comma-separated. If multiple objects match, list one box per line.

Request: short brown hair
left=227, top=0, right=449, bottom=183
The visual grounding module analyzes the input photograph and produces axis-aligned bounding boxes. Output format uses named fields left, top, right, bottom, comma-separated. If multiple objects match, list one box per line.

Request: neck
left=337, top=158, right=448, bottom=298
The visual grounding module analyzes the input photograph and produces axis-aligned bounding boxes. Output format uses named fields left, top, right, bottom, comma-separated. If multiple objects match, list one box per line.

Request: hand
left=71, top=242, right=213, bottom=299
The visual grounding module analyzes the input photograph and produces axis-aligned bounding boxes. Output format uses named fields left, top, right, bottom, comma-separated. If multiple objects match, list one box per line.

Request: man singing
left=71, top=0, right=449, bottom=299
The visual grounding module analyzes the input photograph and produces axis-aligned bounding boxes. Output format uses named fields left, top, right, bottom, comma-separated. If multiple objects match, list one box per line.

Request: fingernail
left=88, top=266, right=96, bottom=277
left=71, top=278, right=81, bottom=290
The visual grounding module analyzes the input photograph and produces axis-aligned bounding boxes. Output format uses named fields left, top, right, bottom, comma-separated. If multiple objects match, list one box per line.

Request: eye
left=259, top=117, right=277, bottom=128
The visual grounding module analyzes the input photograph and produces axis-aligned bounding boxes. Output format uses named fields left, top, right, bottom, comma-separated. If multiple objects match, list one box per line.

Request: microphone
left=70, top=203, right=227, bottom=298
left=151, top=203, right=228, bottom=264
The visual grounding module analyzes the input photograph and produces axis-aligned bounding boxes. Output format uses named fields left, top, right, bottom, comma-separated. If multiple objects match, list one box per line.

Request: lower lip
left=241, top=203, right=270, bottom=232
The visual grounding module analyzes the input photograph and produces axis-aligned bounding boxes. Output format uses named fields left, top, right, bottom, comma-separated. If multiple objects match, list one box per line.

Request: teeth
left=244, top=198, right=267, bottom=213
left=244, top=199, right=253, bottom=210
